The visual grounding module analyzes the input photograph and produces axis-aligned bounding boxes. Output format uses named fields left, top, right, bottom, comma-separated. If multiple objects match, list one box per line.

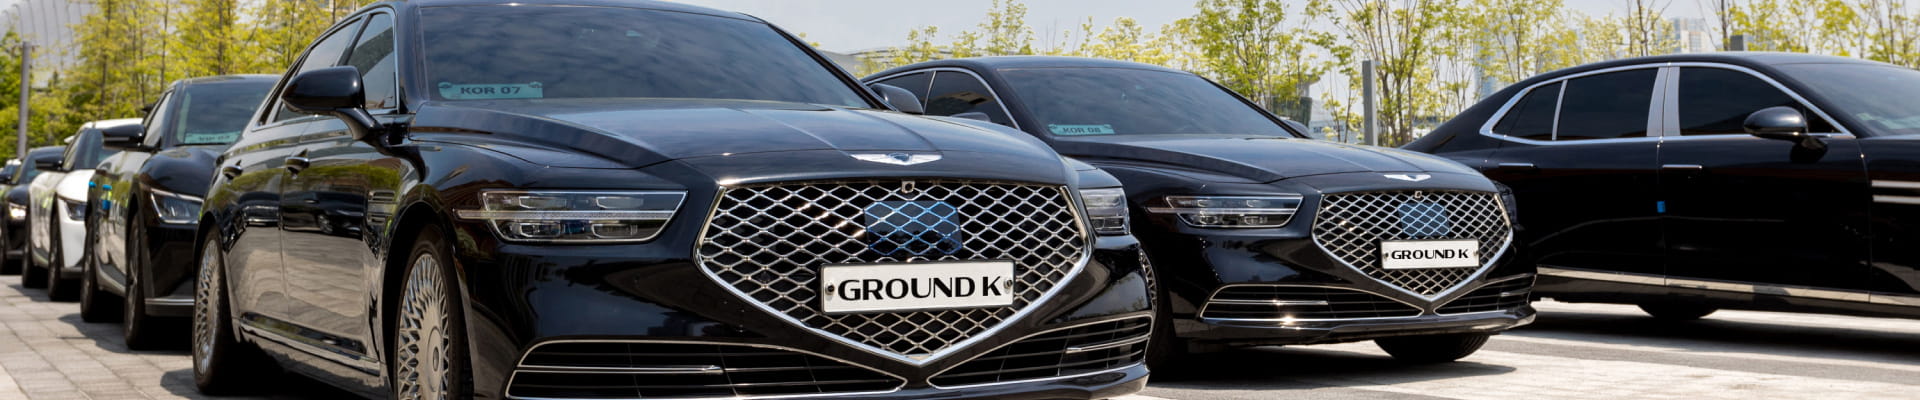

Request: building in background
left=1672, top=17, right=1715, bottom=53
left=0, top=0, right=89, bottom=85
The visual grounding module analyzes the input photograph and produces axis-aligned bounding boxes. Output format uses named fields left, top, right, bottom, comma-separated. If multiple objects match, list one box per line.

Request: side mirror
left=1745, top=106, right=1823, bottom=150
left=284, top=66, right=380, bottom=140
left=1745, top=106, right=1809, bottom=141
left=868, top=83, right=924, bottom=114
left=33, top=158, right=60, bottom=171
left=100, top=123, right=147, bottom=150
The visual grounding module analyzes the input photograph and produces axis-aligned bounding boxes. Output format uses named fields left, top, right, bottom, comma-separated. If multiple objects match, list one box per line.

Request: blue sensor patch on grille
left=1397, top=202, right=1454, bottom=238
left=864, top=201, right=964, bottom=257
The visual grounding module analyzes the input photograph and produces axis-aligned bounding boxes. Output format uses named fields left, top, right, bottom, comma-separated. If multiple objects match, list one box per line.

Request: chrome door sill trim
left=1540, top=266, right=1920, bottom=307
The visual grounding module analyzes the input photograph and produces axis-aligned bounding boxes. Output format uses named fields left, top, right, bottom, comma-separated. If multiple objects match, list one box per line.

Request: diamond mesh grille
left=1311, top=191, right=1511, bottom=297
left=697, top=181, right=1086, bottom=357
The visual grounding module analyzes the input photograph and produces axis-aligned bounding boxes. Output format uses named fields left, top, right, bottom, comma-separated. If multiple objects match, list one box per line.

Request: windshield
left=171, top=82, right=271, bottom=145
left=1000, top=67, right=1295, bottom=137
left=419, top=5, right=868, bottom=107
left=1780, top=63, right=1920, bottom=136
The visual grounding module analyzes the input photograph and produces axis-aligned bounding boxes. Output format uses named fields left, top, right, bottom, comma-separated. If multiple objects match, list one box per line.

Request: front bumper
left=142, top=220, right=204, bottom=317
left=453, top=215, right=1155, bottom=399
left=1186, top=306, right=1534, bottom=346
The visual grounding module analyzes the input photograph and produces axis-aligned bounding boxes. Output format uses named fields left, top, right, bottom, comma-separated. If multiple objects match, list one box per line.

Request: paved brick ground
left=2, top=267, right=1918, bottom=400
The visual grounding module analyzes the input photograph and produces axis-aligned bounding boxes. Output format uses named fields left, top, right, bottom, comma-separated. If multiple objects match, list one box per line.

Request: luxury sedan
left=26, top=121, right=132, bottom=300
left=191, top=1, right=1151, bottom=399
left=2, top=148, right=62, bottom=275
left=1408, top=52, right=1920, bottom=322
left=84, top=75, right=274, bottom=349
left=867, top=57, right=1536, bottom=365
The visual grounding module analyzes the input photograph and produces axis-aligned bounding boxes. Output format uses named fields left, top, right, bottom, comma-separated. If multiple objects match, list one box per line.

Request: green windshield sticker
left=1049, top=124, right=1115, bottom=136
left=438, top=82, right=544, bottom=100
left=181, top=132, right=239, bottom=145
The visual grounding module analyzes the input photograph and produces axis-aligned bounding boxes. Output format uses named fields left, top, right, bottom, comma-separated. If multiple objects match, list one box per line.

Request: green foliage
left=1168, top=0, right=1337, bottom=122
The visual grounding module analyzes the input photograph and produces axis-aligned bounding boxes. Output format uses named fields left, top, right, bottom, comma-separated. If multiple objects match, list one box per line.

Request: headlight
left=7, top=203, right=23, bottom=221
left=1078, top=188, right=1128, bottom=236
left=61, top=198, right=86, bottom=221
left=149, top=189, right=205, bottom=225
left=456, top=190, right=686, bottom=242
left=1147, top=195, right=1303, bottom=228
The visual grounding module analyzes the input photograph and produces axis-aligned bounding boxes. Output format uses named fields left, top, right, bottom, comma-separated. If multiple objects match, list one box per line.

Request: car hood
left=1052, top=134, right=1480, bottom=183
left=410, top=99, right=1059, bottom=170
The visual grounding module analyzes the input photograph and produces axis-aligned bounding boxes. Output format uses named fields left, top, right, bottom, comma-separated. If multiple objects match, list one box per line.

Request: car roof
left=871, top=56, right=1189, bottom=78
left=378, top=0, right=758, bottom=21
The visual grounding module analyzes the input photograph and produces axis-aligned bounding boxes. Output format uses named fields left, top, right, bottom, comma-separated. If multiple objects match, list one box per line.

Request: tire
left=193, top=236, right=272, bottom=394
left=1638, top=303, right=1718, bottom=321
left=1376, top=333, right=1493, bottom=363
left=45, top=219, right=79, bottom=301
left=392, top=227, right=470, bottom=400
left=79, top=241, right=121, bottom=322
left=21, top=242, right=46, bottom=289
left=0, top=222, right=16, bottom=275
left=1142, top=261, right=1184, bottom=374
left=123, top=216, right=166, bottom=349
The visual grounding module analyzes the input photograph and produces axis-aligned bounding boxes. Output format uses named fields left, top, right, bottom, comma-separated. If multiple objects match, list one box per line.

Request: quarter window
left=1494, top=82, right=1560, bottom=141
left=1555, top=69, right=1656, bottom=141
left=346, top=13, right=398, bottom=110
left=1676, top=67, right=1835, bottom=135
left=926, top=71, right=1013, bottom=126
left=272, top=18, right=364, bottom=123
left=141, top=91, right=176, bottom=148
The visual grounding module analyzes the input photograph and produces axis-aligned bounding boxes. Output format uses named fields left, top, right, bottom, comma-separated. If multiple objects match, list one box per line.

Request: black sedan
left=867, top=57, right=1535, bottom=365
left=191, top=1, right=1151, bottom=399
left=83, top=75, right=274, bottom=349
left=1408, top=52, right=1920, bottom=322
left=2, top=147, right=62, bottom=275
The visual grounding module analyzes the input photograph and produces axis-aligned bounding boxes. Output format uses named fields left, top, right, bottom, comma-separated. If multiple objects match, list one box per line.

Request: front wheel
left=1638, top=303, right=1718, bottom=321
left=192, top=236, right=273, bottom=394
left=0, top=222, right=16, bottom=275
left=79, top=245, right=120, bottom=323
left=1375, top=333, right=1492, bottom=363
left=20, top=241, right=46, bottom=289
left=46, top=219, right=79, bottom=301
left=392, top=227, right=470, bottom=400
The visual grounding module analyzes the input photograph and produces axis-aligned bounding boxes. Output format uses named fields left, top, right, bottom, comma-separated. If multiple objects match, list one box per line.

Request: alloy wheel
left=394, top=254, right=454, bottom=400
left=192, top=247, right=219, bottom=375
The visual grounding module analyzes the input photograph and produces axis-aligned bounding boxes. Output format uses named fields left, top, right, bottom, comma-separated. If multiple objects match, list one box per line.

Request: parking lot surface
left=0, top=272, right=1914, bottom=400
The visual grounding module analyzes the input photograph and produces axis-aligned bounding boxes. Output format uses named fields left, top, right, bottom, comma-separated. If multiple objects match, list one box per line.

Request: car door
left=1484, top=68, right=1666, bottom=279
left=1657, top=65, right=1873, bottom=293
left=96, top=91, right=172, bottom=287
left=223, top=20, right=364, bottom=329
left=279, top=13, right=391, bottom=362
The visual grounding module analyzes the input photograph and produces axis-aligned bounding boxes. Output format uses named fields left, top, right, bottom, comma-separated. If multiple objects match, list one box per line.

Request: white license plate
left=819, top=261, right=1014, bottom=314
left=1380, top=240, right=1479, bottom=269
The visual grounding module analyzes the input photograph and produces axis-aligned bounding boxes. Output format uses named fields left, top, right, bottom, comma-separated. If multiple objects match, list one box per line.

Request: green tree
left=1326, top=0, right=1460, bottom=146
left=1466, top=0, right=1580, bottom=88
left=169, top=0, right=249, bottom=78
left=1169, top=0, right=1337, bottom=122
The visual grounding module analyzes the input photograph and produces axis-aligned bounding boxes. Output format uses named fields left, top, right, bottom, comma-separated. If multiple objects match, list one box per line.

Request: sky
left=670, top=0, right=1712, bottom=54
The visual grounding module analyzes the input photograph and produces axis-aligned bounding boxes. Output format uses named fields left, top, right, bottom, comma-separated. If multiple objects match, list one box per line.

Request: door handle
left=220, top=164, right=243, bottom=179
left=284, top=156, right=311, bottom=173
left=1496, top=162, right=1537, bottom=172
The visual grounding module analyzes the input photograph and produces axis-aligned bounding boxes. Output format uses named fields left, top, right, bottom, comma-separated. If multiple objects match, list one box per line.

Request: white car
left=24, top=119, right=135, bottom=300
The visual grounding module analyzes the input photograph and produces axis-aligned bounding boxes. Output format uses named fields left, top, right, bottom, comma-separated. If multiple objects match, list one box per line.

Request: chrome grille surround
left=695, top=180, right=1090, bottom=365
left=1311, top=190, right=1513, bottom=299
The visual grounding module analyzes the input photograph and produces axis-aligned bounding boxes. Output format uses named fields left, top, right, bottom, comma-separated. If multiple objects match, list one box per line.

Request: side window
left=1555, top=69, right=1657, bottom=141
left=142, top=91, right=176, bottom=148
left=1677, top=67, right=1836, bottom=135
left=62, top=131, right=102, bottom=170
left=1494, top=81, right=1561, bottom=141
left=272, top=18, right=365, bottom=123
left=926, top=71, right=1014, bottom=126
left=346, top=13, right=398, bottom=110
left=873, top=72, right=932, bottom=103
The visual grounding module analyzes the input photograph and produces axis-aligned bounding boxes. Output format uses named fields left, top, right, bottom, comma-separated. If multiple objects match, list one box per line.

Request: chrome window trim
left=1478, top=62, right=1855, bottom=146
left=507, top=339, right=906, bottom=400
left=1196, top=283, right=1426, bottom=321
left=866, top=67, right=1024, bottom=131
left=925, top=314, right=1150, bottom=390
left=688, top=179, right=1095, bottom=366
left=1538, top=266, right=1920, bottom=306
